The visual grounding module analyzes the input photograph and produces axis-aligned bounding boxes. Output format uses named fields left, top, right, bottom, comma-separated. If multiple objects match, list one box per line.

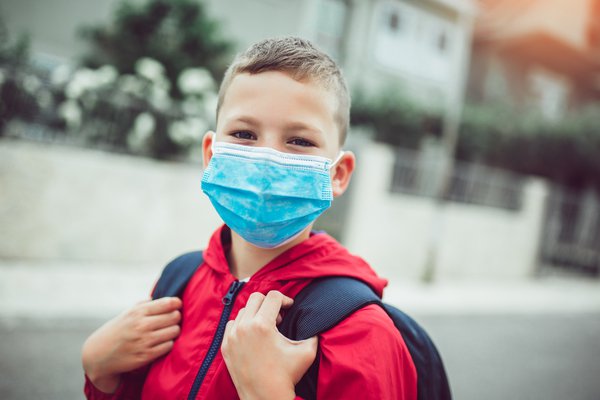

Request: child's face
left=203, top=70, right=354, bottom=197
left=215, top=70, right=340, bottom=160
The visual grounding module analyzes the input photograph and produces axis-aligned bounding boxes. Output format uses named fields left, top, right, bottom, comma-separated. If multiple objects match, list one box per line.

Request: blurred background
left=1, top=0, right=599, bottom=399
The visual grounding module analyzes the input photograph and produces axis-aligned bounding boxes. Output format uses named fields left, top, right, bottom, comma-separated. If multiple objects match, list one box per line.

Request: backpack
left=152, top=251, right=452, bottom=400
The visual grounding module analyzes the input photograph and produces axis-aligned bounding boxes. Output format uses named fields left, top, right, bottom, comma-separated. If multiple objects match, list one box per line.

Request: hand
left=221, top=291, right=318, bottom=400
left=82, top=297, right=182, bottom=393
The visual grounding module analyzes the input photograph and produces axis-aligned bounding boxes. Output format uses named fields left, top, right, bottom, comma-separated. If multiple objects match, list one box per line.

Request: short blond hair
left=217, top=37, right=350, bottom=145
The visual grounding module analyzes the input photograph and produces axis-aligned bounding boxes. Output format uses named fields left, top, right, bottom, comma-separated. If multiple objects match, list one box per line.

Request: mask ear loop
left=210, top=132, right=217, bottom=152
left=328, top=151, right=345, bottom=170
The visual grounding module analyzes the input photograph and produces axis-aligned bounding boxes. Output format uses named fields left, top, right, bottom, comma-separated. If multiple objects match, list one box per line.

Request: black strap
left=382, top=304, right=452, bottom=400
left=152, top=251, right=204, bottom=299
left=278, top=276, right=381, bottom=340
left=279, top=277, right=452, bottom=400
left=278, top=277, right=382, bottom=399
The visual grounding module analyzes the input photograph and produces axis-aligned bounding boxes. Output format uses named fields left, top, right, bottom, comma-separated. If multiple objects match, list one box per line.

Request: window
left=529, top=68, right=570, bottom=120
left=389, top=11, right=401, bottom=32
left=373, top=1, right=454, bottom=83
left=438, top=31, right=447, bottom=52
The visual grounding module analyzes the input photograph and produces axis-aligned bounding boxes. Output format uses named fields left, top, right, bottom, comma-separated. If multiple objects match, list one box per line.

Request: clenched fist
left=221, top=291, right=318, bottom=400
left=82, top=297, right=182, bottom=393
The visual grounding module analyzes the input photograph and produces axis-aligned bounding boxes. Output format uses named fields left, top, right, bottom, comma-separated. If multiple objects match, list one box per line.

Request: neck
left=227, top=227, right=311, bottom=280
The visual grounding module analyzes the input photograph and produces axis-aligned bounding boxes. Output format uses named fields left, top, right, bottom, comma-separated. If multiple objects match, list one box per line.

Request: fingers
left=144, top=310, right=181, bottom=331
left=226, top=291, right=293, bottom=336
left=289, top=336, right=319, bottom=385
left=144, top=297, right=182, bottom=316
left=148, top=324, right=181, bottom=347
left=147, top=340, right=175, bottom=360
left=241, top=292, right=266, bottom=321
left=255, top=291, right=293, bottom=325
left=300, top=336, right=318, bottom=351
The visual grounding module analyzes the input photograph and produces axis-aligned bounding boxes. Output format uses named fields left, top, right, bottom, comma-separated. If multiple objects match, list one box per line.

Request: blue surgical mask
left=201, top=139, right=343, bottom=248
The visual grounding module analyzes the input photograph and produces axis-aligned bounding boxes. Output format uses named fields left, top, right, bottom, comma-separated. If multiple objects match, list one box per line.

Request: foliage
left=351, top=88, right=600, bottom=191
left=49, top=60, right=218, bottom=158
left=351, top=88, right=442, bottom=150
left=0, top=20, right=39, bottom=134
left=0, top=0, right=233, bottom=159
left=458, top=103, right=600, bottom=190
left=79, top=0, right=233, bottom=99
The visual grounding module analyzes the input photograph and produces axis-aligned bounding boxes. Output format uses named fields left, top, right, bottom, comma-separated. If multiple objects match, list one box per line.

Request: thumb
left=292, top=336, right=318, bottom=363
left=287, top=336, right=318, bottom=384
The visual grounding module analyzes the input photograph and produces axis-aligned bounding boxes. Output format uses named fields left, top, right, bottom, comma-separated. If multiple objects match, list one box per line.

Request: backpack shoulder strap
left=278, top=276, right=381, bottom=340
left=383, top=304, right=452, bottom=400
left=278, top=277, right=382, bottom=400
left=281, top=276, right=452, bottom=400
left=152, top=251, right=204, bottom=299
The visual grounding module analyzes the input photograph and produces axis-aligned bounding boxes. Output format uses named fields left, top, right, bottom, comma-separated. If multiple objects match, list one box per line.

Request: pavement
left=1, top=261, right=600, bottom=400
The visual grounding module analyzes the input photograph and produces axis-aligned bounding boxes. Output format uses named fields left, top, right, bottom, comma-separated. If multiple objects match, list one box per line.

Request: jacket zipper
left=187, top=280, right=245, bottom=399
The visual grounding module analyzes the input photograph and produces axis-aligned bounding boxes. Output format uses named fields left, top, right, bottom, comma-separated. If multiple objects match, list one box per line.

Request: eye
left=288, top=137, right=315, bottom=147
left=231, top=131, right=256, bottom=140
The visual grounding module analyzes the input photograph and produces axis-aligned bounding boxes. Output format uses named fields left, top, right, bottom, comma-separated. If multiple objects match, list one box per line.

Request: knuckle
left=168, top=297, right=182, bottom=308
left=251, top=319, right=270, bottom=333
left=171, top=310, right=182, bottom=322
left=248, top=292, right=265, bottom=301
left=136, top=319, right=151, bottom=332
left=126, top=307, right=143, bottom=319
left=170, top=325, right=181, bottom=337
left=267, top=290, right=283, bottom=300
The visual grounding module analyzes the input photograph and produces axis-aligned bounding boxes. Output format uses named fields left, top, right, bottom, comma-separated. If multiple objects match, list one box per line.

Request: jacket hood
left=203, top=225, right=388, bottom=298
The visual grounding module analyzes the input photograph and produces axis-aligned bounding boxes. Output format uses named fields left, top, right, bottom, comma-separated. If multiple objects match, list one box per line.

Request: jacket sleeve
left=84, top=367, right=149, bottom=400
left=315, top=304, right=418, bottom=400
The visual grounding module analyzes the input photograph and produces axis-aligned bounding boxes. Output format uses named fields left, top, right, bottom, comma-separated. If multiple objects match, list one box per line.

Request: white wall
left=344, top=142, right=547, bottom=281
left=0, top=139, right=222, bottom=265
left=1, top=139, right=547, bottom=280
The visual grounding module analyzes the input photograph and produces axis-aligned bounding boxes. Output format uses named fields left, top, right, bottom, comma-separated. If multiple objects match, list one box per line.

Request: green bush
left=350, top=88, right=441, bottom=149
left=351, top=89, right=600, bottom=191
left=458, top=103, right=600, bottom=190
left=79, top=0, right=233, bottom=100
left=0, top=20, right=39, bottom=134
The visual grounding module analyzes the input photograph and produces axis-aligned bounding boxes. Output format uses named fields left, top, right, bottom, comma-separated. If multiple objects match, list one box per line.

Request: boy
left=82, top=37, right=417, bottom=400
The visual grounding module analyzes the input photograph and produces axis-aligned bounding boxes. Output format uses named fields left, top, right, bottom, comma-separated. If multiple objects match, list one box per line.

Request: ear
left=331, top=151, right=355, bottom=198
left=202, top=131, right=215, bottom=169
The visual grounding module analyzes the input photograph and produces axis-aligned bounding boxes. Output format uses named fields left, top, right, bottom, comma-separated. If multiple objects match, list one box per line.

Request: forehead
left=218, top=71, right=340, bottom=142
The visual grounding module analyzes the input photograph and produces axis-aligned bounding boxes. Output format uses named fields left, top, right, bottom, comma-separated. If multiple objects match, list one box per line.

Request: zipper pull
left=222, top=280, right=244, bottom=305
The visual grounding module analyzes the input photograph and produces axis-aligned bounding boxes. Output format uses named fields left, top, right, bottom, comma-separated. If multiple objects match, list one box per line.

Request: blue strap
left=278, top=277, right=381, bottom=399
left=152, top=251, right=204, bottom=299
left=279, top=277, right=452, bottom=400
left=278, top=277, right=381, bottom=340
left=383, top=304, right=452, bottom=400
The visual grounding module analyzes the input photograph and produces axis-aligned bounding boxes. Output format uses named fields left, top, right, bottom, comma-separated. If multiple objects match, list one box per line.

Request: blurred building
left=467, top=0, right=600, bottom=119
left=205, top=0, right=476, bottom=114
left=3, top=0, right=476, bottom=115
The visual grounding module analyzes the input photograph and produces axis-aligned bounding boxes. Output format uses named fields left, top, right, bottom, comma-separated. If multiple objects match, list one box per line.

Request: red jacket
left=85, top=225, right=417, bottom=399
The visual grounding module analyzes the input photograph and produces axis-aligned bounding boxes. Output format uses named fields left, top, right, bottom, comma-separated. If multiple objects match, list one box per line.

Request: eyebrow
left=226, top=115, right=324, bottom=135
left=230, top=116, right=260, bottom=126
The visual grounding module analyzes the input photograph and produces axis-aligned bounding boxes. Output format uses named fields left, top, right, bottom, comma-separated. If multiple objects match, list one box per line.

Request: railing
left=540, top=187, right=600, bottom=275
left=390, top=147, right=525, bottom=211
